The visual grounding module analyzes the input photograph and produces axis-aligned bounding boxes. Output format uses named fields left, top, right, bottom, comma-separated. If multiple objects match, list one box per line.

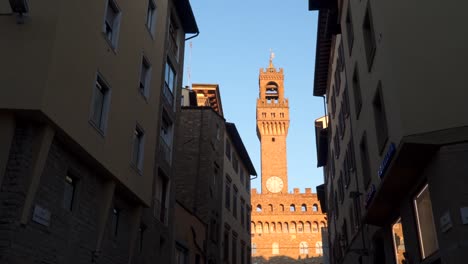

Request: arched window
left=268, top=204, right=273, bottom=212
left=298, top=221, right=304, bottom=233
left=277, top=222, right=282, bottom=232
left=313, top=204, right=319, bottom=212
left=256, top=222, right=263, bottom=234
left=252, top=243, right=257, bottom=254
left=301, top=204, right=307, bottom=212
left=272, top=242, right=279, bottom=255
left=312, top=221, right=319, bottom=233
left=280, top=204, right=284, bottom=211
left=264, top=222, right=270, bottom=233
left=315, top=241, right=323, bottom=255
left=300, top=242, right=309, bottom=255
left=283, top=222, right=289, bottom=233
left=290, top=221, right=297, bottom=233
left=320, top=221, right=326, bottom=231
left=305, top=221, right=311, bottom=233
left=271, top=222, right=276, bottom=233
left=256, top=204, right=262, bottom=212
left=290, top=204, right=296, bottom=212
left=251, top=222, right=256, bottom=233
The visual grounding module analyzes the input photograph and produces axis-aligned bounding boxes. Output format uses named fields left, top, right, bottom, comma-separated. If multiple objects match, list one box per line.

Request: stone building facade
left=175, top=85, right=257, bottom=264
left=251, top=59, right=327, bottom=264
left=309, top=0, right=468, bottom=264
left=0, top=1, right=198, bottom=263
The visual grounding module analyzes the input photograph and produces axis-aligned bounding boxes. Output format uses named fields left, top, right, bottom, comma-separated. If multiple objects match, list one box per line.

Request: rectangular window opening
left=63, top=175, right=77, bottom=211
left=132, top=126, right=145, bottom=171
left=363, top=2, right=377, bottom=71
left=373, top=82, right=388, bottom=153
left=104, top=0, right=121, bottom=48
left=414, top=184, right=438, bottom=259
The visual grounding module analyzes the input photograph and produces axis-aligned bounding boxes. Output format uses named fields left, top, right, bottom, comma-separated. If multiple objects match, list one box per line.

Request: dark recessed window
left=352, top=65, right=362, bottom=118
left=63, top=175, right=77, bottom=211
left=373, top=82, right=388, bottom=153
left=359, top=133, right=371, bottom=188
left=346, top=6, right=354, bottom=55
left=363, top=2, right=377, bottom=71
left=112, top=207, right=120, bottom=236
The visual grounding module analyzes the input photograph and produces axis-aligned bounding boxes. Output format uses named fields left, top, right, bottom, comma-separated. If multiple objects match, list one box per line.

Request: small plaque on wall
left=440, top=211, right=452, bottom=233
left=32, top=205, right=51, bottom=227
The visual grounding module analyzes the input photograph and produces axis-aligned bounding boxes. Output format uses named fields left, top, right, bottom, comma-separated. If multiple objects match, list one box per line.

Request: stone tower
left=256, top=55, right=290, bottom=194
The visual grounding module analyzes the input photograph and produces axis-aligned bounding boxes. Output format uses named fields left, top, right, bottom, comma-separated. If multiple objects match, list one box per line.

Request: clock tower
left=256, top=54, right=289, bottom=194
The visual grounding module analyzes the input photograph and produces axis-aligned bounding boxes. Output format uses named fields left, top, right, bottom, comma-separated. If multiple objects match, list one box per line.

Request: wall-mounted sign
left=378, top=143, right=396, bottom=178
left=440, top=211, right=453, bottom=233
left=365, top=184, right=376, bottom=208
left=32, top=204, right=51, bottom=227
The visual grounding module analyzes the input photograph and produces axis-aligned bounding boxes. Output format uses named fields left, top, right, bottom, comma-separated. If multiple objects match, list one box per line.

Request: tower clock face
left=266, top=176, right=284, bottom=193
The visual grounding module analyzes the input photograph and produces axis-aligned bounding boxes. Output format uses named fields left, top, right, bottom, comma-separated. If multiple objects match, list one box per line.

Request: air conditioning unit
left=9, top=0, right=29, bottom=14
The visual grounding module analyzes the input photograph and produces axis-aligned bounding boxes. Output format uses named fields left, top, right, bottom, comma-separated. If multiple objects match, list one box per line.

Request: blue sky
left=184, top=0, right=325, bottom=193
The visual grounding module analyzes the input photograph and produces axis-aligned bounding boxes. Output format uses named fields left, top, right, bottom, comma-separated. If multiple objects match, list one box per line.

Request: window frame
left=413, top=184, right=439, bottom=260
left=90, top=73, right=111, bottom=134
left=103, top=0, right=122, bottom=49
left=146, top=0, right=157, bottom=36
left=139, top=55, right=152, bottom=98
left=131, top=124, right=145, bottom=172
left=62, top=175, right=77, bottom=212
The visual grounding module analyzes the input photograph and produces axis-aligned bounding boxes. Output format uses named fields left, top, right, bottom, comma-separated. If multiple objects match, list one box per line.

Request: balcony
left=163, top=83, right=174, bottom=107
left=154, top=198, right=168, bottom=224
left=159, top=136, right=172, bottom=165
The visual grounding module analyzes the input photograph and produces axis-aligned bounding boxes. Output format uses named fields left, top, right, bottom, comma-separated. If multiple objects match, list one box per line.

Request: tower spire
left=269, top=48, right=275, bottom=68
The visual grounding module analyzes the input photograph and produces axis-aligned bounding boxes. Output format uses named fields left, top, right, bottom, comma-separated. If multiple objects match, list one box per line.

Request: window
left=256, top=204, right=262, bottom=212
left=299, top=242, right=309, bottom=255
left=270, top=222, right=276, bottom=233
left=232, top=154, right=239, bottom=173
left=338, top=173, right=344, bottom=203
left=331, top=93, right=336, bottom=118
left=241, top=241, right=246, bottom=264
left=290, top=222, right=296, bottom=233
left=146, top=0, right=157, bottom=35
left=360, top=133, right=371, bottom=188
left=138, top=224, right=146, bottom=252
left=131, top=126, right=145, bottom=171
left=339, top=104, right=346, bottom=138
left=305, top=222, right=311, bottom=233
left=111, top=207, right=120, bottom=236
left=290, top=204, right=296, bottom=212
left=283, top=222, right=289, bottom=233
left=246, top=210, right=251, bottom=232
left=268, top=204, right=273, bottom=212
left=252, top=243, right=257, bottom=255
left=256, top=222, right=263, bottom=234
left=160, top=111, right=173, bottom=164
left=210, top=218, right=219, bottom=242
left=90, top=74, right=111, bottom=132
left=316, top=242, right=323, bottom=255
left=163, top=60, right=176, bottom=105
left=240, top=168, right=245, bottom=185
left=139, top=56, right=152, bottom=97
left=392, top=218, right=406, bottom=264
left=346, top=6, right=354, bottom=54
left=343, top=89, right=350, bottom=118
left=223, top=230, right=229, bottom=260
left=264, top=222, right=270, bottom=233
left=240, top=199, right=245, bottom=226
left=313, top=221, right=319, bottom=233
left=352, top=65, right=362, bottom=118
left=246, top=176, right=250, bottom=192
left=168, top=17, right=179, bottom=58
left=232, top=234, right=237, bottom=264
left=272, top=242, right=279, bottom=255
left=154, top=173, right=168, bottom=223
left=363, top=2, right=377, bottom=70
left=414, top=184, right=438, bottom=259
left=225, top=179, right=231, bottom=210
left=334, top=130, right=340, bottom=158
left=233, top=188, right=238, bottom=218
left=301, top=204, right=307, bottom=212
left=251, top=222, right=256, bottom=233
left=63, top=175, right=77, bottom=211
left=335, top=66, right=341, bottom=95
left=373, top=82, right=388, bottom=153
left=175, top=244, right=188, bottom=264
left=225, top=139, right=231, bottom=160
left=313, top=204, right=319, bottom=212
left=298, top=221, right=304, bottom=233
left=103, top=0, right=121, bottom=48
